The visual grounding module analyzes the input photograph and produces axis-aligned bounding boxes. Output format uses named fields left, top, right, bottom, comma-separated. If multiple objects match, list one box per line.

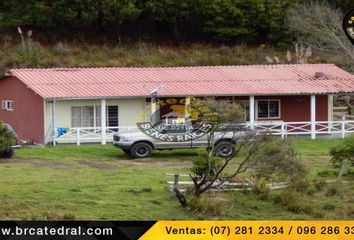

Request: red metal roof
left=8, top=64, right=354, bottom=99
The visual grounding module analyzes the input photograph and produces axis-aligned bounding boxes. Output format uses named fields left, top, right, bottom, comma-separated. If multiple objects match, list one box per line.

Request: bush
left=330, top=135, right=354, bottom=166
left=325, top=184, right=341, bottom=197
left=187, top=197, right=222, bottom=216
left=252, top=137, right=307, bottom=183
left=273, top=191, right=313, bottom=214
left=290, top=177, right=311, bottom=193
left=306, top=185, right=317, bottom=196
left=322, top=203, right=336, bottom=210
left=0, top=121, right=16, bottom=154
left=192, top=148, right=223, bottom=176
left=314, top=179, right=327, bottom=191
left=252, top=178, right=270, bottom=200
left=287, top=202, right=313, bottom=214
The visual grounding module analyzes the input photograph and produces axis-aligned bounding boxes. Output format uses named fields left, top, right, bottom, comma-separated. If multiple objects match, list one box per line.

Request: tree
left=0, top=121, right=16, bottom=158
left=198, top=0, right=265, bottom=42
left=330, top=135, right=354, bottom=177
left=287, top=1, right=354, bottom=69
left=0, top=0, right=141, bottom=30
left=251, top=137, right=306, bottom=182
left=186, top=98, right=259, bottom=198
left=287, top=1, right=354, bottom=114
left=146, top=0, right=199, bottom=44
left=172, top=98, right=307, bottom=206
left=85, top=0, right=141, bottom=30
left=262, top=0, right=295, bottom=45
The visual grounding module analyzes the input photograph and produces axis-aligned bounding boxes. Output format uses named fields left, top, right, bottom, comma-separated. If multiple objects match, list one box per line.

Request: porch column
left=51, top=100, right=56, bottom=146
left=151, top=97, right=156, bottom=122
left=150, top=95, right=158, bottom=124
left=101, top=99, right=106, bottom=145
left=311, top=95, right=316, bottom=139
left=249, top=96, right=255, bottom=130
left=185, top=96, right=191, bottom=123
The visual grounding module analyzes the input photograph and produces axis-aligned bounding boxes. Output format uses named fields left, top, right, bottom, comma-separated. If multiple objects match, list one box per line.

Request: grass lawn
left=0, top=138, right=353, bottom=220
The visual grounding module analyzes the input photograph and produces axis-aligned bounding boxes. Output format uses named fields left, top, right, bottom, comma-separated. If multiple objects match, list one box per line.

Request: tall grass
left=0, top=33, right=332, bottom=72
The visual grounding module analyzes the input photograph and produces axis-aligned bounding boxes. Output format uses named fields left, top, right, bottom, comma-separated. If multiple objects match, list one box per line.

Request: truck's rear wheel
left=215, top=141, right=235, bottom=158
left=131, top=143, right=152, bottom=158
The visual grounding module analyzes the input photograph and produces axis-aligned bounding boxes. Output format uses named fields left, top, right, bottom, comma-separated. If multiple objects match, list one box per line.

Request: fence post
left=281, top=122, right=285, bottom=139
left=76, top=129, right=80, bottom=146
left=341, top=116, right=346, bottom=139
left=310, top=95, right=316, bottom=140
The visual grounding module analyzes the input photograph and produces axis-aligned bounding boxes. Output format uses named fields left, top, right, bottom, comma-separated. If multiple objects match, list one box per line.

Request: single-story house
left=1, top=64, right=354, bottom=145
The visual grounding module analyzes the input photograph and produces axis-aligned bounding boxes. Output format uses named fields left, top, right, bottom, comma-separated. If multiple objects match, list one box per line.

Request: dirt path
left=0, top=157, right=193, bottom=170
left=0, top=158, right=71, bottom=170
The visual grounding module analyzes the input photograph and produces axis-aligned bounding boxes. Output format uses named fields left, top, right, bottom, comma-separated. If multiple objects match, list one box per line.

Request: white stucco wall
left=44, top=98, right=148, bottom=143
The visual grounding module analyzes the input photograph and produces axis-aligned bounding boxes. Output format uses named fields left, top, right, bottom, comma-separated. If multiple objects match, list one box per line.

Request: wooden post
left=51, top=100, right=56, bottom=146
left=342, top=115, right=346, bottom=139
left=76, top=128, right=80, bottom=146
left=311, top=95, right=316, bottom=140
left=173, top=174, right=179, bottom=189
left=101, top=99, right=106, bottom=145
left=281, top=122, right=285, bottom=139
left=328, top=94, right=333, bottom=133
left=249, top=96, right=255, bottom=130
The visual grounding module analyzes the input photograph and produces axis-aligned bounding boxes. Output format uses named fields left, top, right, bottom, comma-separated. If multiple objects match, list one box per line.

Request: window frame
left=71, top=106, right=95, bottom=128
left=256, top=99, right=281, bottom=120
left=1, top=100, right=14, bottom=111
left=71, top=105, right=119, bottom=128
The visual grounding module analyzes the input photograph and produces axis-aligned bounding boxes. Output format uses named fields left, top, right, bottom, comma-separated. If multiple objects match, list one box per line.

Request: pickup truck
left=113, top=121, right=249, bottom=158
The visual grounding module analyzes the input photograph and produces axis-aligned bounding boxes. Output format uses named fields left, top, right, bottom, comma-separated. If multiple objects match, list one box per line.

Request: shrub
left=0, top=121, right=16, bottom=154
left=16, top=28, right=42, bottom=66
left=306, top=185, right=317, bottom=196
left=252, top=178, right=270, bottom=200
left=54, top=42, right=70, bottom=56
left=187, top=196, right=222, bottom=216
left=314, top=179, right=327, bottom=191
left=252, top=137, right=307, bottom=183
left=287, top=203, right=313, bottom=214
left=192, top=148, right=223, bottom=176
left=290, top=177, right=311, bottom=193
left=325, top=184, right=341, bottom=197
left=322, top=203, right=336, bottom=210
left=273, top=191, right=313, bottom=214
left=273, top=191, right=300, bottom=207
left=330, top=135, right=354, bottom=166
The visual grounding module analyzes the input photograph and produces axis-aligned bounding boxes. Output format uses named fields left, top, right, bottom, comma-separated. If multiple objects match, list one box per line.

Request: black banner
left=137, top=122, right=217, bottom=142
left=343, top=9, right=354, bottom=45
left=0, top=221, right=156, bottom=240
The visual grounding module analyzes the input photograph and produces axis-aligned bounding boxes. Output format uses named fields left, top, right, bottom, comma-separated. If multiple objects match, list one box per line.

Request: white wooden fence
left=252, top=120, right=354, bottom=139
left=55, top=126, right=138, bottom=145
left=54, top=120, right=354, bottom=145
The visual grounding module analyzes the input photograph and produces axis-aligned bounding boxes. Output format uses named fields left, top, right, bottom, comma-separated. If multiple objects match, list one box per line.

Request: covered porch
left=49, top=95, right=354, bottom=145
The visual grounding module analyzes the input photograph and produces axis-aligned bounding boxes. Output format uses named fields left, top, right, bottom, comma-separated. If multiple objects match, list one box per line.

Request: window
left=72, top=105, right=119, bottom=128
left=96, top=105, right=119, bottom=129
left=71, top=106, right=94, bottom=128
left=1, top=100, right=14, bottom=111
left=107, top=106, right=119, bottom=127
left=257, top=100, right=280, bottom=119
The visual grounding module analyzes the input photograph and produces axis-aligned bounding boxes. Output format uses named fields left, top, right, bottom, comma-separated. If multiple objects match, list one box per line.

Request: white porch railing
left=55, top=126, right=138, bottom=145
left=252, top=120, right=354, bottom=139
left=54, top=121, right=354, bottom=145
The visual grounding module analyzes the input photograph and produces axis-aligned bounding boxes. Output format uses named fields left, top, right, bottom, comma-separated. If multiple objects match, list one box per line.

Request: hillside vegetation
left=0, top=36, right=336, bottom=74
left=0, top=1, right=352, bottom=73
